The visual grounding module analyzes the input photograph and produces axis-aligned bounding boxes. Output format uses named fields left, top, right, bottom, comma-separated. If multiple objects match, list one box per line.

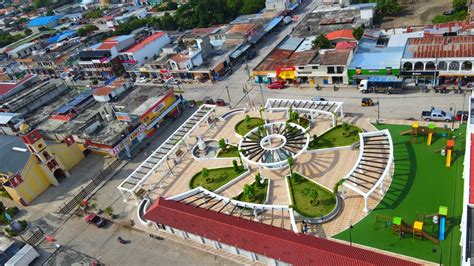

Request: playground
left=335, top=123, right=464, bottom=265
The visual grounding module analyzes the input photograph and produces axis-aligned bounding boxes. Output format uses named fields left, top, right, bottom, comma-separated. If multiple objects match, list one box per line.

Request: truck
left=421, top=108, right=453, bottom=122
left=358, top=76, right=403, bottom=94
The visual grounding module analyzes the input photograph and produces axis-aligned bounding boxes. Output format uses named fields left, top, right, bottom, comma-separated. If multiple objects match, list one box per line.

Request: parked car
left=203, top=97, right=215, bottom=105
left=268, top=82, right=285, bottom=89
left=455, top=111, right=469, bottom=121
left=311, top=96, right=327, bottom=101
left=421, top=108, right=453, bottom=122
left=137, top=77, right=150, bottom=83
left=85, top=213, right=106, bottom=228
left=443, top=10, right=455, bottom=15
left=215, top=99, right=226, bottom=106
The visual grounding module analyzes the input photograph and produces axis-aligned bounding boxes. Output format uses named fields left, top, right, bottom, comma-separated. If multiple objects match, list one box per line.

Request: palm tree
left=259, top=106, right=265, bottom=120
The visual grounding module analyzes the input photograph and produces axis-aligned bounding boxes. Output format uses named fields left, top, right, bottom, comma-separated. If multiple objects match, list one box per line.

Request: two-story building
left=296, top=48, right=353, bottom=85
left=78, top=35, right=135, bottom=79
left=119, top=32, right=171, bottom=73
left=400, top=35, right=474, bottom=86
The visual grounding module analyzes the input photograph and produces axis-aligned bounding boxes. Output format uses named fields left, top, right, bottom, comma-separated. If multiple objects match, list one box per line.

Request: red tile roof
left=144, top=198, right=420, bottom=266
left=125, top=32, right=166, bottom=53
left=0, top=74, right=35, bottom=96
left=326, top=29, right=355, bottom=41
left=336, top=41, right=357, bottom=50
left=407, top=35, right=474, bottom=58
left=226, top=23, right=255, bottom=35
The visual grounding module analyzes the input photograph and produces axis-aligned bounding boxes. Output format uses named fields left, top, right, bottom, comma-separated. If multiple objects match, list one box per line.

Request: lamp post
left=376, top=98, right=380, bottom=124
left=226, top=86, right=232, bottom=108
left=432, top=246, right=442, bottom=265
left=349, top=224, right=354, bottom=246
left=449, top=103, right=456, bottom=130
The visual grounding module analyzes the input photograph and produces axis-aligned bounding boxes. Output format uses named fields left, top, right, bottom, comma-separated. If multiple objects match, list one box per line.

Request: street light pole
left=259, top=82, right=265, bottom=105
left=377, top=98, right=380, bottom=124
left=349, top=225, right=354, bottom=246
left=449, top=103, right=456, bottom=130
left=226, top=86, right=232, bottom=108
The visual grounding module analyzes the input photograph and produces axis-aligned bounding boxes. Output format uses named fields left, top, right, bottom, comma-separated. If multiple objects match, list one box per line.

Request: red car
left=267, top=82, right=285, bottom=89
left=455, top=111, right=468, bottom=121
left=215, top=99, right=226, bottom=106
left=85, top=213, right=106, bottom=228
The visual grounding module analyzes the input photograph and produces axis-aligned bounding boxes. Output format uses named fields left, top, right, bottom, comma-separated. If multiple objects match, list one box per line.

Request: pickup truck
left=421, top=109, right=453, bottom=122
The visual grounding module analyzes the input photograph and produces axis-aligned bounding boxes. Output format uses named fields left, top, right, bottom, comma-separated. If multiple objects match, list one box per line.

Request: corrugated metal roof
left=27, top=15, right=62, bottom=27
left=0, top=113, right=21, bottom=124
left=0, top=135, right=29, bottom=174
left=279, top=37, right=304, bottom=51
left=144, top=198, right=420, bottom=266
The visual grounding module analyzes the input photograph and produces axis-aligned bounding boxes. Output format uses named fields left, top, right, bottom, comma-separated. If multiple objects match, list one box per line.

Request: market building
left=0, top=129, right=84, bottom=206
left=400, top=35, right=474, bottom=86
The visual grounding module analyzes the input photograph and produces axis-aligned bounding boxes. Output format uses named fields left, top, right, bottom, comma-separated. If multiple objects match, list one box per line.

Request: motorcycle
left=117, top=236, right=126, bottom=244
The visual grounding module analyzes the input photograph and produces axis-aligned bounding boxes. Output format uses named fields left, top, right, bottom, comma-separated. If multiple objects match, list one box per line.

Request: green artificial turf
left=217, top=145, right=239, bottom=158
left=234, top=179, right=268, bottom=204
left=234, top=117, right=265, bottom=136
left=308, top=124, right=362, bottom=149
left=288, top=173, right=337, bottom=217
left=189, top=166, right=245, bottom=191
left=334, top=124, right=465, bottom=265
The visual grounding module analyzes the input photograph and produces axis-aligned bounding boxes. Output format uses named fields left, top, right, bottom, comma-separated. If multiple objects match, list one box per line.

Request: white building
left=7, top=42, right=42, bottom=59
left=119, top=32, right=171, bottom=71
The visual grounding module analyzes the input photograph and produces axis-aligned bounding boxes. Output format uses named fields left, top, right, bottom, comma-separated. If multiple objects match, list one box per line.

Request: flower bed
left=288, top=173, right=337, bottom=218
left=189, top=166, right=245, bottom=191
left=308, top=124, right=362, bottom=149
left=234, top=117, right=265, bottom=136
left=217, top=145, right=239, bottom=158
left=234, top=179, right=269, bottom=204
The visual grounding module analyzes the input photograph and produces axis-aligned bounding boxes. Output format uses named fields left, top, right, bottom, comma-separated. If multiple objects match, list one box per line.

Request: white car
left=311, top=96, right=327, bottom=101
left=137, top=77, right=150, bottom=83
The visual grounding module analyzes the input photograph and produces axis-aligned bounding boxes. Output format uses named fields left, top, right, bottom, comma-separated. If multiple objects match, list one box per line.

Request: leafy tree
left=219, top=138, right=226, bottom=150
left=160, top=12, right=178, bottom=30
left=353, top=26, right=364, bottom=41
left=312, top=34, right=331, bottom=49
left=287, top=156, right=294, bottom=177
left=91, top=79, right=98, bottom=85
left=244, top=114, right=250, bottom=123
left=453, top=0, right=467, bottom=11
left=309, top=189, right=319, bottom=205
left=84, top=8, right=104, bottom=19
left=240, top=0, right=265, bottom=14
left=77, top=25, right=98, bottom=37
left=46, top=9, right=54, bottom=16
left=155, top=1, right=179, bottom=12
left=255, top=173, right=262, bottom=187
left=232, top=159, right=240, bottom=173
left=243, top=184, right=254, bottom=199
left=0, top=32, right=25, bottom=49
left=290, top=111, right=299, bottom=121
left=202, top=168, right=209, bottom=178
left=24, top=29, right=33, bottom=36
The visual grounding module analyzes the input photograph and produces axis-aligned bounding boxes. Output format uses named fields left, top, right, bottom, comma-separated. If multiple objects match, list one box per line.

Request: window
left=312, top=66, right=318, bottom=70
left=336, top=67, right=344, bottom=73
left=327, top=67, right=335, bottom=74
left=298, top=66, right=304, bottom=70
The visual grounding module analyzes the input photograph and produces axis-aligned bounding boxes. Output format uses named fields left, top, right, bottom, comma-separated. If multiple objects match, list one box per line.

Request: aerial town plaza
left=1, top=0, right=474, bottom=265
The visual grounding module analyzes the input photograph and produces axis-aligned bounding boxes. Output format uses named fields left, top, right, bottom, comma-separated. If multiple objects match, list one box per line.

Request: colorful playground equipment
left=438, top=206, right=448, bottom=241
left=376, top=207, right=448, bottom=245
left=446, top=140, right=454, bottom=167
left=427, top=123, right=436, bottom=145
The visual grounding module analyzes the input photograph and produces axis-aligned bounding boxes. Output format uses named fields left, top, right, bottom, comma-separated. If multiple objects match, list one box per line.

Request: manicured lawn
left=288, top=173, right=337, bottom=217
left=217, top=145, right=239, bottom=158
left=335, top=124, right=465, bottom=265
left=234, top=117, right=265, bottom=136
left=234, top=179, right=268, bottom=204
left=189, top=166, right=245, bottom=191
left=287, top=117, right=310, bottom=128
left=308, top=124, right=362, bottom=149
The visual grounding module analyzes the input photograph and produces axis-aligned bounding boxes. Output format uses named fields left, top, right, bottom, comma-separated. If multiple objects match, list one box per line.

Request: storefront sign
left=112, top=124, right=146, bottom=155
left=115, top=111, right=132, bottom=122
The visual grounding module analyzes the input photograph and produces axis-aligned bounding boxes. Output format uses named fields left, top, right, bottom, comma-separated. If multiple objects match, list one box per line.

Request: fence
left=55, top=159, right=122, bottom=216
